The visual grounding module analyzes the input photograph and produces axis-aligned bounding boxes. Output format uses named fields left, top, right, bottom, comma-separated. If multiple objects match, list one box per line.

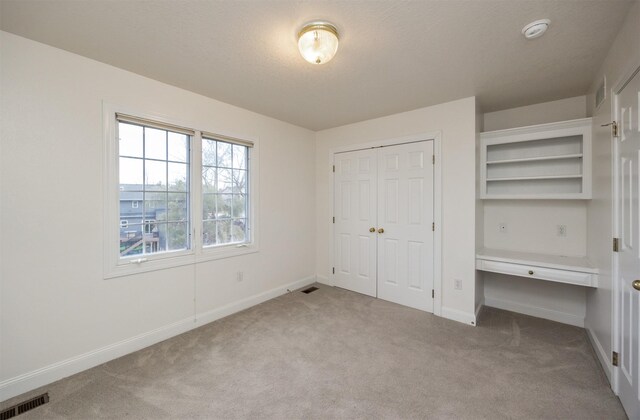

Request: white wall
left=475, top=99, right=485, bottom=314
left=479, top=96, right=589, bottom=326
left=315, top=97, right=478, bottom=324
left=0, top=32, right=316, bottom=400
left=484, top=96, right=587, bottom=132
left=585, top=0, right=640, bottom=382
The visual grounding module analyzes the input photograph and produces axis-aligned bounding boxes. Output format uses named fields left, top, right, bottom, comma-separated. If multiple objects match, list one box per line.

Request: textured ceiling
left=0, top=0, right=634, bottom=130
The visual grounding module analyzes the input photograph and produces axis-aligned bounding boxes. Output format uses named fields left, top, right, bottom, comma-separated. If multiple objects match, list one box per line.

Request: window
left=202, top=137, right=249, bottom=247
left=105, top=107, right=257, bottom=278
left=118, top=118, right=190, bottom=258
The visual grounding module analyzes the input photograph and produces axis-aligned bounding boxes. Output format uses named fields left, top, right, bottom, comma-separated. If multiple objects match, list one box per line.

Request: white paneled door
left=334, top=141, right=434, bottom=311
left=616, top=67, right=640, bottom=419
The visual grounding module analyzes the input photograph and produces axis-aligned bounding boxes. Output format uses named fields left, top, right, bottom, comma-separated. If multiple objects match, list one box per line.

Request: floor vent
left=302, top=286, right=319, bottom=294
left=0, top=393, right=49, bottom=419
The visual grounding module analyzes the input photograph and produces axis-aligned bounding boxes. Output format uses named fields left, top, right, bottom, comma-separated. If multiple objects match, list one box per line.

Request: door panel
left=333, top=149, right=377, bottom=297
left=617, top=68, right=640, bottom=419
left=377, top=141, right=434, bottom=311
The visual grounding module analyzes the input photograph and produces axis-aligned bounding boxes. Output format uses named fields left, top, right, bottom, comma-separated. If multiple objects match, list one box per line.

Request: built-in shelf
left=486, top=153, right=583, bottom=165
left=476, top=248, right=598, bottom=288
left=487, top=174, right=583, bottom=182
left=480, top=118, right=592, bottom=199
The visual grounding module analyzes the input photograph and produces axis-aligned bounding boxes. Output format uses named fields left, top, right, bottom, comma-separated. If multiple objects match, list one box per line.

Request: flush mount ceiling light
left=522, top=19, right=551, bottom=39
left=298, top=21, right=339, bottom=65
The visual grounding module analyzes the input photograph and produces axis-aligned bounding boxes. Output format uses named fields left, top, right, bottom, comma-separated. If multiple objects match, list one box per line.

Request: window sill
left=103, top=243, right=259, bottom=279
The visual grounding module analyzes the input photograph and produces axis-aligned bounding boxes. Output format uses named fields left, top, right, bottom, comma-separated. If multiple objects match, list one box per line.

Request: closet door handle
left=369, top=227, right=376, bottom=233
left=378, top=228, right=384, bottom=234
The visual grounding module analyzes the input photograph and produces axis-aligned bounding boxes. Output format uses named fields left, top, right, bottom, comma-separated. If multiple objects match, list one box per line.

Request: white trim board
left=441, top=306, right=477, bottom=326
left=0, top=276, right=316, bottom=402
left=484, top=296, right=585, bottom=327
left=586, top=324, right=612, bottom=384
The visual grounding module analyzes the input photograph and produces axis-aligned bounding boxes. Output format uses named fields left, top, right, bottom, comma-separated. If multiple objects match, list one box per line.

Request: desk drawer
left=476, top=259, right=597, bottom=287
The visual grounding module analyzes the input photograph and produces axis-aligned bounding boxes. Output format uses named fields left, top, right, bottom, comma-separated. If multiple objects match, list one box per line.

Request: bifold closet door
left=377, top=141, right=434, bottom=312
left=334, top=149, right=378, bottom=297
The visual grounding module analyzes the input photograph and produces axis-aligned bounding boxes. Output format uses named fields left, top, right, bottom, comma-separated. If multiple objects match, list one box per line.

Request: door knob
left=369, top=227, right=376, bottom=233
left=633, top=280, right=640, bottom=291
left=378, top=228, right=384, bottom=234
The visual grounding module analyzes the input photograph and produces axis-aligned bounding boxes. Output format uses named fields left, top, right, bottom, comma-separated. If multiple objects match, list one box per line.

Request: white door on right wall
left=616, top=67, right=640, bottom=419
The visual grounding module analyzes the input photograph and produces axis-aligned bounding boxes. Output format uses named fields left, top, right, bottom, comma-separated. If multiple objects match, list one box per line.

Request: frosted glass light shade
left=297, top=22, right=339, bottom=65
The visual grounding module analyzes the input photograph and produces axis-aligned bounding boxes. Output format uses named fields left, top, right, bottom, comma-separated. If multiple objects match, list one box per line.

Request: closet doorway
left=333, top=140, right=435, bottom=312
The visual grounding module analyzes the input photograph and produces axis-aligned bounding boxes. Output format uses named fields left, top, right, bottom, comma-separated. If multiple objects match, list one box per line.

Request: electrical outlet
left=499, top=223, right=507, bottom=234
left=454, top=279, right=463, bottom=290
left=236, top=271, right=244, bottom=282
left=557, top=225, right=567, bottom=237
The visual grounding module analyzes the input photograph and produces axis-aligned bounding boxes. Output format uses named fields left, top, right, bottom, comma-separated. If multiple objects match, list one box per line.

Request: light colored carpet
left=2, top=283, right=626, bottom=419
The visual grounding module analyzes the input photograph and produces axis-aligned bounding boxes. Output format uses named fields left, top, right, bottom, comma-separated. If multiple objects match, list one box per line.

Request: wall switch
left=557, top=225, right=567, bottom=237
left=454, top=279, right=463, bottom=290
left=236, top=271, right=244, bottom=282
left=499, top=223, right=507, bottom=234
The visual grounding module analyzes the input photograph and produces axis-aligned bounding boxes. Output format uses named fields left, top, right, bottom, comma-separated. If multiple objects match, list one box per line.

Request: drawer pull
left=528, top=270, right=534, bottom=275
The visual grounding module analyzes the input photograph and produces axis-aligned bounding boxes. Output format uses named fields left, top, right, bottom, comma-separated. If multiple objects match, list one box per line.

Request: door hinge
left=612, top=351, right=619, bottom=366
left=332, top=216, right=335, bottom=223
left=332, top=165, right=335, bottom=172
left=613, top=237, right=620, bottom=252
left=332, top=267, right=335, bottom=274
left=432, top=222, right=435, bottom=231
left=432, top=155, right=435, bottom=164
left=432, top=289, right=435, bottom=299
left=602, top=121, right=619, bottom=137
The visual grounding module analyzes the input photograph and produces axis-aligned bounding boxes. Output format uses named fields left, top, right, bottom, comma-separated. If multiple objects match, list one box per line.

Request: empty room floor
left=1, top=284, right=625, bottom=419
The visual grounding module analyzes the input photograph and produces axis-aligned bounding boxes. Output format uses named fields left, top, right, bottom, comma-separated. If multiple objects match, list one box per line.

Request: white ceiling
left=0, top=0, right=633, bottom=130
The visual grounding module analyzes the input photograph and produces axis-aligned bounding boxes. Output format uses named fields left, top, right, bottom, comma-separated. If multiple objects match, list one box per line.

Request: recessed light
left=522, top=19, right=551, bottom=40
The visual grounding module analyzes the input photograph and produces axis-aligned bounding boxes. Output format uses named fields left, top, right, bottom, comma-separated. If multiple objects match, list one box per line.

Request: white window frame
left=120, top=219, right=129, bottom=228
left=103, top=103, right=259, bottom=279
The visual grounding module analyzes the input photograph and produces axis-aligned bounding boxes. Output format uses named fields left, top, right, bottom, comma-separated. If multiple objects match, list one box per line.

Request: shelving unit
left=480, top=118, right=592, bottom=199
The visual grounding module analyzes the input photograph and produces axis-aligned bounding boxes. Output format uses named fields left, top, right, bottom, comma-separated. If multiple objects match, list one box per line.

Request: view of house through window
left=118, top=121, right=190, bottom=257
left=202, top=138, right=249, bottom=247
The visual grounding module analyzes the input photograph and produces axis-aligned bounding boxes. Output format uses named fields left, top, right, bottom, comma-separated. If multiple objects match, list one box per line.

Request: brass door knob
left=528, top=270, right=534, bottom=275
left=369, top=227, right=376, bottom=233
left=633, top=280, right=640, bottom=291
left=378, top=228, right=384, bottom=234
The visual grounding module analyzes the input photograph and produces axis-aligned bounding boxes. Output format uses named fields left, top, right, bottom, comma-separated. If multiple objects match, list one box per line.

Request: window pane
left=202, top=139, right=217, bottom=166
left=145, top=160, right=167, bottom=190
left=168, top=162, right=187, bottom=191
left=232, top=194, right=246, bottom=218
left=119, top=157, right=143, bottom=185
left=217, top=219, right=231, bottom=244
left=145, top=127, right=166, bottom=160
left=217, top=142, right=232, bottom=168
left=119, top=123, right=143, bottom=158
left=167, top=193, right=188, bottom=222
left=216, top=194, right=232, bottom=218
left=147, top=222, right=166, bottom=253
left=217, top=168, right=232, bottom=193
left=203, top=220, right=217, bottom=246
left=120, top=224, right=143, bottom=257
left=203, top=193, right=216, bottom=220
left=202, top=167, right=216, bottom=194
left=167, top=222, right=189, bottom=251
left=232, top=170, right=247, bottom=194
left=232, top=219, right=246, bottom=242
left=144, top=191, right=166, bottom=212
left=233, top=145, right=247, bottom=169
left=168, top=132, right=188, bottom=163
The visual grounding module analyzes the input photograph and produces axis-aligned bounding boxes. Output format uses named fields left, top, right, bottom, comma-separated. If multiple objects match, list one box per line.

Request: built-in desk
left=476, top=248, right=599, bottom=288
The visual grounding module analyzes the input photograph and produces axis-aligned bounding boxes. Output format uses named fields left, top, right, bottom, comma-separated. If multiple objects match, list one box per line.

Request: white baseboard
left=196, top=276, right=316, bottom=325
left=484, top=296, right=585, bottom=327
left=316, top=274, right=331, bottom=286
left=0, top=275, right=317, bottom=403
left=441, top=306, right=477, bottom=326
left=585, top=324, right=612, bottom=383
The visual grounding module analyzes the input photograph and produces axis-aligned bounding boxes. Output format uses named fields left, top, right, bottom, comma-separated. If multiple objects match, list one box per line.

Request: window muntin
left=118, top=121, right=190, bottom=258
left=202, top=138, right=249, bottom=247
